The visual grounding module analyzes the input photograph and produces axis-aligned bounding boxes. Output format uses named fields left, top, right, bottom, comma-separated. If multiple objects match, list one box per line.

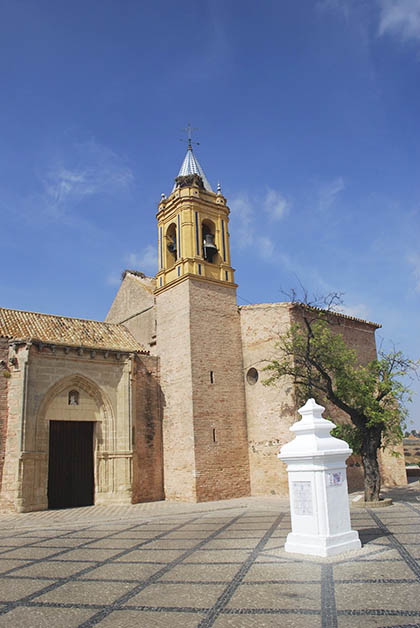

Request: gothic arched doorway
left=38, top=374, right=115, bottom=510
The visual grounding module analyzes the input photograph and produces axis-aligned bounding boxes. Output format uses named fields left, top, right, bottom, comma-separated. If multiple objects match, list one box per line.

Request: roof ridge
left=237, top=301, right=381, bottom=328
left=0, top=306, right=122, bottom=327
left=291, top=302, right=381, bottom=328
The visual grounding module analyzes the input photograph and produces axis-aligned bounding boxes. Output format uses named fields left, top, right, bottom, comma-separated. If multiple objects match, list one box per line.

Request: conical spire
left=174, top=145, right=213, bottom=193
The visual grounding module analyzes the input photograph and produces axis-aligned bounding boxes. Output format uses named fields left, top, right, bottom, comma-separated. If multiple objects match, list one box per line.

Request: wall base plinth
left=95, top=492, right=132, bottom=506
left=17, top=500, right=48, bottom=513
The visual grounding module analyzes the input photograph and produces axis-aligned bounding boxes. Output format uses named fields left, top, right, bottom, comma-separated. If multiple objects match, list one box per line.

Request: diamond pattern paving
left=0, top=488, right=419, bottom=627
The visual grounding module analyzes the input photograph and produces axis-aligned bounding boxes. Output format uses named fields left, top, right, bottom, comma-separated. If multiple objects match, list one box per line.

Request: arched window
left=166, top=223, right=177, bottom=267
left=68, top=390, right=79, bottom=405
left=202, top=220, right=218, bottom=263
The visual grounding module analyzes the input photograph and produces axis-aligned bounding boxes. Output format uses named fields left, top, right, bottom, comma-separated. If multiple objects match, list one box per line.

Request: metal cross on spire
left=180, top=122, right=200, bottom=149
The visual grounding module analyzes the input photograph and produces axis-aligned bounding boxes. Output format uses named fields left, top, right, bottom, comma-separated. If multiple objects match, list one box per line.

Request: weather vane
left=180, top=122, right=200, bottom=149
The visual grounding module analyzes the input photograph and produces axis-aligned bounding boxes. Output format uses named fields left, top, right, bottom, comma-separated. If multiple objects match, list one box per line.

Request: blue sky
left=1, top=0, right=420, bottom=428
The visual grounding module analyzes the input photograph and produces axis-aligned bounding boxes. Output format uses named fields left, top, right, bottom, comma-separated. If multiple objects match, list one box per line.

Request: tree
left=264, top=292, right=419, bottom=502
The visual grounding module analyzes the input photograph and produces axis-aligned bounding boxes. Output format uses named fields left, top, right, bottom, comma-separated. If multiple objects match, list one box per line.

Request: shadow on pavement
left=382, top=482, right=420, bottom=503
left=358, top=527, right=390, bottom=544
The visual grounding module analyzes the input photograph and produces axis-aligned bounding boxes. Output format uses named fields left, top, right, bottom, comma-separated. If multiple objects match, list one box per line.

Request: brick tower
left=155, top=140, right=250, bottom=501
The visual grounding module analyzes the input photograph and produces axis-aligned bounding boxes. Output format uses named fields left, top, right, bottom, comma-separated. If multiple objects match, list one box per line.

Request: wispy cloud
left=229, top=188, right=291, bottom=265
left=229, top=194, right=255, bottom=247
left=255, top=236, right=275, bottom=262
left=318, top=176, right=345, bottom=211
left=107, top=244, right=158, bottom=286
left=335, top=303, right=370, bottom=320
left=264, top=189, right=290, bottom=221
left=407, top=252, right=420, bottom=291
left=316, top=0, right=350, bottom=19
left=126, top=245, right=158, bottom=274
left=378, top=0, right=420, bottom=42
left=230, top=187, right=289, bottom=248
left=42, top=139, right=134, bottom=220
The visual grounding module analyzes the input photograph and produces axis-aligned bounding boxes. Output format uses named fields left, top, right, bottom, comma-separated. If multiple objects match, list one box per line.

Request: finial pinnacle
left=217, top=182, right=222, bottom=194
left=180, top=122, right=200, bottom=150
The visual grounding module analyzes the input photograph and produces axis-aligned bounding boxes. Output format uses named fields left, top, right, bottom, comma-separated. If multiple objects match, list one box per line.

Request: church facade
left=0, top=146, right=406, bottom=512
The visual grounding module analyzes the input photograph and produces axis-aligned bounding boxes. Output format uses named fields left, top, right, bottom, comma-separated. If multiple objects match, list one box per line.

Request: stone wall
left=0, top=344, right=134, bottom=512
left=132, top=354, right=164, bottom=503
left=1, top=342, right=29, bottom=510
left=378, top=444, right=407, bottom=487
left=239, top=302, right=406, bottom=496
left=0, top=339, right=9, bottom=495
left=106, top=273, right=157, bottom=354
left=239, top=303, right=296, bottom=496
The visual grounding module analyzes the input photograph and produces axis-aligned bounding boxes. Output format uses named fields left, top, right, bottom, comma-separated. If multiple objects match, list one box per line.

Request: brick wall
left=0, top=339, right=9, bottom=493
left=189, top=280, right=250, bottom=501
left=156, top=280, right=196, bottom=500
left=132, top=354, right=164, bottom=503
left=156, top=277, right=250, bottom=502
left=106, top=273, right=157, bottom=353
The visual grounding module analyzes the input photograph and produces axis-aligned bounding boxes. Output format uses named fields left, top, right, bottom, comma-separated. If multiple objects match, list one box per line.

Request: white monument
left=279, top=398, right=361, bottom=557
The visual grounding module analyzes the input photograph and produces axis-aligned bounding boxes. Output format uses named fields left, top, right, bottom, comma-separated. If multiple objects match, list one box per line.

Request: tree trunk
left=361, top=428, right=382, bottom=502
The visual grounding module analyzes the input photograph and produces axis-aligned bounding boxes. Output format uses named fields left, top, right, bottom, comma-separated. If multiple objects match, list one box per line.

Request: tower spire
left=174, top=123, right=213, bottom=192
left=157, top=132, right=234, bottom=292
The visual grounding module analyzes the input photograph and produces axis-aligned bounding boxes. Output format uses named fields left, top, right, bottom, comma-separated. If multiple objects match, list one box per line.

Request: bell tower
left=155, top=143, right=235, bottom=292
left=155, top=139, right=250, bottom=502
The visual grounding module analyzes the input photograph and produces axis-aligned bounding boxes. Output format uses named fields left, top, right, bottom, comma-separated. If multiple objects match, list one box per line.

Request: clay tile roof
left=293, top=304, right=382, bottom=328
left=0, top=307, right=146, bottom=353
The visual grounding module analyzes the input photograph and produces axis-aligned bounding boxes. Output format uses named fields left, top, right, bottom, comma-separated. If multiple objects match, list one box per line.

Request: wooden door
left=48, top=420, right=94, bottom=509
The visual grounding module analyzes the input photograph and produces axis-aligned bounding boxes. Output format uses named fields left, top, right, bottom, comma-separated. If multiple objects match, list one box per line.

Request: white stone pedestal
left=279, top=399, right=361, bottom=557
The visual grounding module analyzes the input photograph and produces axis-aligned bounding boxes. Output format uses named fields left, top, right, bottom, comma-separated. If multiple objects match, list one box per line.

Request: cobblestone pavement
left=0, top=486, right=419, bottom=627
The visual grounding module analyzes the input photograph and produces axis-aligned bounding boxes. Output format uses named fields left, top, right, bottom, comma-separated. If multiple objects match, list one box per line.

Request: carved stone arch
left=36, top=373, right=115, bottom=452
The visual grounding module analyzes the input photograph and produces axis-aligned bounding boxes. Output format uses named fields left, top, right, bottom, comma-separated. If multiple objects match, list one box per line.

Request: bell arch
left=202, top=219, right=218, bottom=263
left=165, top=222, right=177, bottom=268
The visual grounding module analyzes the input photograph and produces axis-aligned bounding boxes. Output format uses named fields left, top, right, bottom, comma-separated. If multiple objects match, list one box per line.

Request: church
left=0, top=144, right=406, bottom=512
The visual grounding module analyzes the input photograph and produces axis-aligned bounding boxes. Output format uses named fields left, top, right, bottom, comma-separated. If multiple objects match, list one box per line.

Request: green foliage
left=264, top=311, right=418, bottom=452
left=331, top=424, right=363, bottom=455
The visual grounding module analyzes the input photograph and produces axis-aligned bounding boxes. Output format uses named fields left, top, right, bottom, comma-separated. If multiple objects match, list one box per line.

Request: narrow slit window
left=212, top=428, right=216, bottom=443
left=210, top=371, right=214, bottom=384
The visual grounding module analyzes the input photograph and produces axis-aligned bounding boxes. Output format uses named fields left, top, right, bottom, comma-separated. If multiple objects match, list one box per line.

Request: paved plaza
left=0, top=485, right=419, bottom=627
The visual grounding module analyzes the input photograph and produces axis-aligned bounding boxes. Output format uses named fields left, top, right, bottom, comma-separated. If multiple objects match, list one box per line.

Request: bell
left=203, top=233, right=217, bottom=262
left=167, top=240, right=177, bottom=254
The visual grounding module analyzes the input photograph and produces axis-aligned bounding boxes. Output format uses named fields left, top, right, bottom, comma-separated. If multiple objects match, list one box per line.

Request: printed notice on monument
left=292, top=481, right=313, bottom=516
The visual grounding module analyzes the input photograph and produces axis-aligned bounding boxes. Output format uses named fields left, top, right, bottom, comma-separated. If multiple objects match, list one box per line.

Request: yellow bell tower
left=155, top=137, right=250, bottom=502
left=155, top=142, right=235, bottom=294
